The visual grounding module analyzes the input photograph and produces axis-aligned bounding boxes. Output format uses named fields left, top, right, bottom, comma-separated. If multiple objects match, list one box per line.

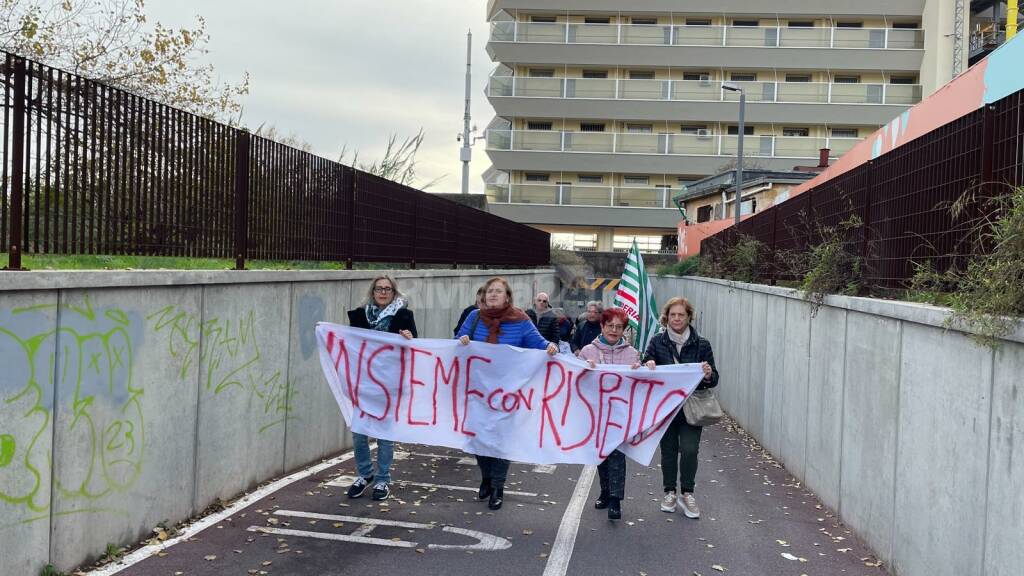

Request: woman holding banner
left=457, top=277, right=558, bottom=510
left=643, top=297, right=717, bottom=519
left=345, top=275, right=417, bottom=502
left=579, top=307, right=642, bottom=520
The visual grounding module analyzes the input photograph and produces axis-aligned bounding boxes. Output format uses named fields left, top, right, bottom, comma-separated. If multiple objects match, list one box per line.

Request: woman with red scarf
left=456, top=276, right=557, bottom=510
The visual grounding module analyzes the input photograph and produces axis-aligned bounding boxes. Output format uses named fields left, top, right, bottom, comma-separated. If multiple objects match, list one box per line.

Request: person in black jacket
left=571, top=300, right=603, bottom=354
left=526, top=291, right=560, bottom=344
left=643, top=296, right=717, bottom=520
left=453, top=285, right=485, bottom=336
left=345, top=275, right=416, bottom=503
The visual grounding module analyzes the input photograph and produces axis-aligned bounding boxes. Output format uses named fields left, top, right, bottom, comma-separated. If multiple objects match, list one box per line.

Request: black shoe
left=607, top=498, right=621, bottom=520
left=371, top=481, right=391, bottom=501
left=346, top=475, right=373, bottom=499
left=478, top=478, right=492, bottom=500
left=488, top=484, right=504, bottom=510
left=594, top=492, right=610, bottom=509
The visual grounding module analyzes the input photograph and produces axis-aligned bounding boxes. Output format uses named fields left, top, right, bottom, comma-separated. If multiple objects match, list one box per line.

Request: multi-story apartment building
left=483, top=1, right=968, bottom=253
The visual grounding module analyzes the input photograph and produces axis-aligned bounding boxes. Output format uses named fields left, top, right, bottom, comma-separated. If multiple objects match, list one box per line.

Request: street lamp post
left=721, top=82, right=745, bottom=226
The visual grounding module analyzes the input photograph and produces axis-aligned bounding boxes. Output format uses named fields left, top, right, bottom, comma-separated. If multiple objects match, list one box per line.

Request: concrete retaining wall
left=649, top=275, right=1024, bottom=576
left=0, top=269, right=556, bottom=574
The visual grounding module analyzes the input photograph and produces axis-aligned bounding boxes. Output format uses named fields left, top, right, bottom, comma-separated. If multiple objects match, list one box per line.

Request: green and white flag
left=613, top=239, right=660, bottom=352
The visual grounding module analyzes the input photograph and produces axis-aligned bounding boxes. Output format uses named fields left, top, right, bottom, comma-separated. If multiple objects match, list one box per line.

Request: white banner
left=316, top=323, right=705, bottom=466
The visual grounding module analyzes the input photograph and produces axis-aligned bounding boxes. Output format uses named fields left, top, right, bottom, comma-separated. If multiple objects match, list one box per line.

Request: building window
left=727, top=125, right=755, bottom=136
left=680, top=125, right=707, bottom=134
left=740, top=199, right=757, bottom=215
left=530, top=16, right=556, bottom=23
left=891, top=22, right=919, bottom=29
left=631, top=17, right=658, bottom=25
left=833, top=75, right=860, bottom=84
left=527, top=121, right=553, bottom=130
left=528, top=68, right=555, bottom=78
left=582, top=69, right=608, bottom=79
left=580, top=123, right=606, bottom=132
left=831, top=128, right=859, bottom=138
left=614, top=235, right=662, bottom=253
left=788, top=21, right=815, bottom=27
left=890, top=76, right=917, bottom=84
left=578, top=174, right=604, bottom=184
left=678, top=176, right=699, bottom=186
left=686, top=19, right=711, bottom=26
left=584, top=17, right=610, bottom=24
left=732, top=19, right=760, bottom=27
left=730, top=73, right=756, bottom=82
left=626, top=123, right=653, bottom=133
left=785, top=74, right=812, bottom=83
left=572, top=234, right=598, bottom=251
left=629, top=70, right=655, bottom=80
left=783, top=127, right=810, bottom=137
left=697, top=205, right=714, bottom=223
left=836, top=21, right=863, bottom=28
left=682, top=72, right=710, bottom=81
left=623, top=175, right=650, bottom=185
left=525, top=173, right=550, bottom=182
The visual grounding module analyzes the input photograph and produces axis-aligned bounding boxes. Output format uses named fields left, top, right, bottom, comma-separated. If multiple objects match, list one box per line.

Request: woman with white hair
left=344, top=275, right=416, bottom=502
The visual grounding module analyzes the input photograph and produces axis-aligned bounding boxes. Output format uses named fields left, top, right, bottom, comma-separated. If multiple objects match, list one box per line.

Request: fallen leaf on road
left=776, top=540, right=790, bottom=546
left=712, top=565, right=726, bottom=572
left=415, top=548, right=425, bottom=554
left=523, top=529, right=533, bottom=535
left=204, top=555, right=217, bottom=561
left=781, top=553, right=799, bottom=561
left=261, top=560, right=272, bottom=566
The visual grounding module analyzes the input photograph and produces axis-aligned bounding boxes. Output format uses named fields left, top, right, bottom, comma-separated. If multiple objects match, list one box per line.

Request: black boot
left=478, top=478, right=492, bottom=500
left=607, top=498, right=621, bottom=520
left=488, top=483, right=504, bottom=510
left=594, top=491, right=610, bottom=509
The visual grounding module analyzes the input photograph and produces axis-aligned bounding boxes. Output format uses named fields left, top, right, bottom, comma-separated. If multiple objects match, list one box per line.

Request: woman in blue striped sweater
left=456, top=276, right=557, bottom=510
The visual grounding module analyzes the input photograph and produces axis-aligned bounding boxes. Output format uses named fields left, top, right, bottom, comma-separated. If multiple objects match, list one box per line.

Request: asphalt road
left=102, top=418, right=890, bottom=576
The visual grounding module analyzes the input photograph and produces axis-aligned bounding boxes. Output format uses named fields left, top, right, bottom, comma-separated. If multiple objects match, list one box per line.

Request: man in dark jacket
left=453, top=286, right=486, bottom=336
left=526, top=291, right=560, bottom=344
left=571, top=300, right=603, bottom=354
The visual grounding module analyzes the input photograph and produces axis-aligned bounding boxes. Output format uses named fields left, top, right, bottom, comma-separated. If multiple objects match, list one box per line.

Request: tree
left=0, top=0, right=249, bottom=121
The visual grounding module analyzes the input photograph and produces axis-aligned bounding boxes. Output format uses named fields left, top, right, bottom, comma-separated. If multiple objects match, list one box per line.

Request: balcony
left=489, top=21, right=924, bottom=50
left=486, top=129, right=861, bottom=159
left=487, top=76, right=923, bottom=106
left=486, top=183, right=674, bottom=208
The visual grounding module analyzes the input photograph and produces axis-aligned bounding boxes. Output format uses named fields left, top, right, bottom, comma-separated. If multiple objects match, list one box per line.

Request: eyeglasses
left=604, top=324, right=626, bottom=330
left=373, top=286, right=394, bottom=294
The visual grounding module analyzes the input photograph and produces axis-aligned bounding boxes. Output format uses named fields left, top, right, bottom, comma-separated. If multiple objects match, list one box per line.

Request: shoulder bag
left=671, top=337, right=724, bottom=427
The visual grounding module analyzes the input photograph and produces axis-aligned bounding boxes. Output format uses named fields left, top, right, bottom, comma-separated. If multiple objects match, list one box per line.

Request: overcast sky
left=147, top=1, right=495, bottom=193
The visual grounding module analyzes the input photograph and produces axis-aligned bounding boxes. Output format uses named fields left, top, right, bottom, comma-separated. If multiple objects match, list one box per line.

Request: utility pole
left=460, top=30, right=473, bottom=195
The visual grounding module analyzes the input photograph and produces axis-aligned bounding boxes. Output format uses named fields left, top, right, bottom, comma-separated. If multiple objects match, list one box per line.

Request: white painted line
left=252, top=510, right=511, bottom=551
left=542, top=465, right=596, bottom=576
left=86, top=450, right=359, bottom=576
left=249, top=526, right=417, bottom=549
left=274, top=509, right=427, bottom=529
left=326, top=475, right=539, bottom=497
left=532, top=464, right=557, bottom=474
left=350, top=523, right=377, bottom=538
left=394, top=450, right=476, bottom=465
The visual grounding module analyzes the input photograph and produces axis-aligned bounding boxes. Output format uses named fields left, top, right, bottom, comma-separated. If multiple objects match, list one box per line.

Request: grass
left=1, top=253, right=467, bottom=271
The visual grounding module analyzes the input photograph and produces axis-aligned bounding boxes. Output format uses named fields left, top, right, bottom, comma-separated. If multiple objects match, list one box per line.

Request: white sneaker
left=660, top=490, right=677, bottom=512
left=678, top=492, right=700, bottom=519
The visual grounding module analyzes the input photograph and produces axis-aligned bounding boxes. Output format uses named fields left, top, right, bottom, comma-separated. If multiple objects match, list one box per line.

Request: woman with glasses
left=457, top=277, right=558, bottom=510
left=578, top=307, right=642, bottom=520
left=344, top=275, right=417, bottom=502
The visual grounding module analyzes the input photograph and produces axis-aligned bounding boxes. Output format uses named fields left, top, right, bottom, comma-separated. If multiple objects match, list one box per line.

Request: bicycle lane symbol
left=247, top=510, right=511, bottom=551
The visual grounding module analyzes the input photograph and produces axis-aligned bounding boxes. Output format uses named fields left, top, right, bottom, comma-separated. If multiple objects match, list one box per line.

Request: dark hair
left=600, top=307, right=629, bottom=326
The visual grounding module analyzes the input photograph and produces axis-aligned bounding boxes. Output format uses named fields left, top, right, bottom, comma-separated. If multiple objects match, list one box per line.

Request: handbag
left=682, top=388, right=724, bottom=427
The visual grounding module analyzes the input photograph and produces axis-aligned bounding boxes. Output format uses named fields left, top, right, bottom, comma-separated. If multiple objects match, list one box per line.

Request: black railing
left=701, top=86, right=1024, bottom=290
left=1, top=52, right=550, bottom=270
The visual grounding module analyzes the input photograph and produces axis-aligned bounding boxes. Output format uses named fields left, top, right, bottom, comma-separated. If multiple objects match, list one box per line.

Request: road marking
left=250, top=510, right=511, bottom=551
left=542, top=465, right=596, bottom=576
left=327, top=475, right=538, bottom=497
left=394, top=450, right=556, bottom=472
left=87, top=449, right=360, bottom=575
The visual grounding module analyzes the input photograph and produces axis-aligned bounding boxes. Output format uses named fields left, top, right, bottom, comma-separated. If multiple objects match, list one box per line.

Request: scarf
left=667, top=326, right=691, bottom=355
left=598, top=335, right=628, bottom=348
left=478, top=304, right=530, bottom=344
left=365, top=297, right=406, bottom=332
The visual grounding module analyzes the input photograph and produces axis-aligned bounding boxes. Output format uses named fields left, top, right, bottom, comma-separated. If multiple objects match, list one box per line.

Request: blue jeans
left=352, top=433, right=393, bottom=484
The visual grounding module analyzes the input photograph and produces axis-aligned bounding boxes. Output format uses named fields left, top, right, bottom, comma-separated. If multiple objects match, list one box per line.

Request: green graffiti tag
left=0, top=295, right=144, bottom=519
left=148, top=306, right=296, bottom=434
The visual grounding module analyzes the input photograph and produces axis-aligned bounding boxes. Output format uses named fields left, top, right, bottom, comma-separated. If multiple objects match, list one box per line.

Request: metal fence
left=701, top=87, right=1024, bottom=289
left=0, top=53, right=550, bottom=270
